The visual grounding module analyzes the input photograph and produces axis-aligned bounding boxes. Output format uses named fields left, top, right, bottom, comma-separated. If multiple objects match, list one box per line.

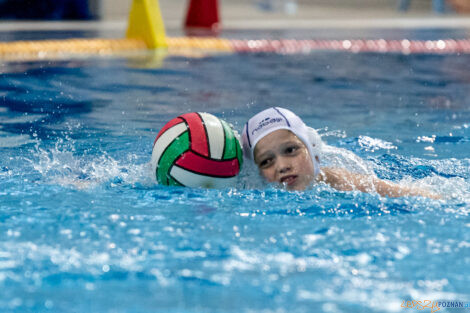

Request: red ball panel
left=179, top=112, right=210, bottom=157
left=175, top=150, right=240, bottom=177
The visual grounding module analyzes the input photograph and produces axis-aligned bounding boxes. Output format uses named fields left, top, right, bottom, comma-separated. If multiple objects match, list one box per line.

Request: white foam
left=358, top=135, right=397, bottom=152
left=321, top=144, right=375, bottom=175
left=27, top=140, right=154, bottom=189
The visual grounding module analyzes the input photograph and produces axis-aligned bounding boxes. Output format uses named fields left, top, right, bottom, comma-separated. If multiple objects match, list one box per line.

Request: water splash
left=23, top=139, right=154, bottom=189
left=321, top=144, right=375, bottom=175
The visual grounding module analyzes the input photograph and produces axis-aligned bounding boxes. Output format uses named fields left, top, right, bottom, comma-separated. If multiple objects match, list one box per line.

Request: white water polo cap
left=242, top=107, right=322, bottom=177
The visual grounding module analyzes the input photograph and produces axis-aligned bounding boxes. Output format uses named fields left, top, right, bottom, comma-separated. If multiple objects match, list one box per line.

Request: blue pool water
left=1, top=31, right=470, bottom=313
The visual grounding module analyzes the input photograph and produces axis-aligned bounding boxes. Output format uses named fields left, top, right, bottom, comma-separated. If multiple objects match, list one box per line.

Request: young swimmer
left=242, top=107, right=440, bottom=199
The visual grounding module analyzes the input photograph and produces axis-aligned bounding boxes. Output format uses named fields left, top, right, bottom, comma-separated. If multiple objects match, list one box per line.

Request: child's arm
left=319, top=167, right=441, bottom=199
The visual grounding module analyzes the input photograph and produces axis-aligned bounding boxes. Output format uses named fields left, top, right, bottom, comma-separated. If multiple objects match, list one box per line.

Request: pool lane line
left=0, top=38, right=233, bottom=61
left=0, top=38, right=147, bottom=61
left=230, top=38, right=470, bottom=54
left=1, top=37, right=470, bottom=61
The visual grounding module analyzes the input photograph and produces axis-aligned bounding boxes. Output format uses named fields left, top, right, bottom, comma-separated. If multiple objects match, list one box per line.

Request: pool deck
left=0, top=0, right=470, bottom=33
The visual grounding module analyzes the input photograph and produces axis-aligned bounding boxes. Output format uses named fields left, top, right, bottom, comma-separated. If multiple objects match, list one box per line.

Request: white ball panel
left=200, top=112, right=225, bottom=160
left=170, top=165, right=237, bottom=189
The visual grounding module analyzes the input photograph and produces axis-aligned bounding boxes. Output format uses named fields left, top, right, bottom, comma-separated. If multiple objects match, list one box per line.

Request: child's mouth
left=280, top=175, right=298, bottom=186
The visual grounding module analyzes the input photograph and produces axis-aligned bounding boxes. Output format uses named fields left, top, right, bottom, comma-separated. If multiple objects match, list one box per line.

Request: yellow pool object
left=126, top=0, right=167, bottom=49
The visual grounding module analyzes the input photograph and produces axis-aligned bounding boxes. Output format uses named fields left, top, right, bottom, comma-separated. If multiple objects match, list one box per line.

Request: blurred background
left=0, top=0, right=469, bottom=24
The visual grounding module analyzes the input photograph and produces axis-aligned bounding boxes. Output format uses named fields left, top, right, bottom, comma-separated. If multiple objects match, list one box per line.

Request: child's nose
left=276, top=157, right=292, bottom=173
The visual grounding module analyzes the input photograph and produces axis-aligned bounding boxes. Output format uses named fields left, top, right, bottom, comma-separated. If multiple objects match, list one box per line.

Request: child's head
left=242, top=107, right=322, bottom=190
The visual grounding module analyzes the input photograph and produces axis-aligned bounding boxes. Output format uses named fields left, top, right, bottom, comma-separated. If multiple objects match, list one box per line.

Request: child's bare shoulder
left=318, top=167, right=363, bottom=191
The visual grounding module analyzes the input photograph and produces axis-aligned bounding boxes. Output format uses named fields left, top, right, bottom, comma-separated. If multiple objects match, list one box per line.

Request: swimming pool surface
left=1, top=29, right=469, bottom=313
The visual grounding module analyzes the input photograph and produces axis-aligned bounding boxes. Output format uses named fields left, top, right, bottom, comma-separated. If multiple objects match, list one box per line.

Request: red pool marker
left=184, top=0, right=220, bottom=32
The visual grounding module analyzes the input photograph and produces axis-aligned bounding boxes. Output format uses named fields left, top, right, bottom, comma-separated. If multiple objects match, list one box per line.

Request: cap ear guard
left=241, top=123, right=252, bottom=160
left=306, top=126, right=322, bottom=163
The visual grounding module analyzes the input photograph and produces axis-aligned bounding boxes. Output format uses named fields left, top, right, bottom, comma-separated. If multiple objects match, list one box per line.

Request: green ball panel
left=221, top=119, right=236, bottom=160
left=157, top=131, right=190, bottom=185
left=220, top=120, right=243, bottom=170
left=236, top=139, right=243, bottom=169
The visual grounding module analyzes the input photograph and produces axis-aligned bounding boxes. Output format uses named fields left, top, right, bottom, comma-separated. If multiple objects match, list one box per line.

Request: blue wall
left=0, top=0, right=92, bottom=20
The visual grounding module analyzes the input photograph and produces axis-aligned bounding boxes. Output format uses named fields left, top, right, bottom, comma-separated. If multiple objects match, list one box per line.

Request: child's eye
left=285, top=145, right=299, bottom=154
left=259, top=158, right=273, bottom=168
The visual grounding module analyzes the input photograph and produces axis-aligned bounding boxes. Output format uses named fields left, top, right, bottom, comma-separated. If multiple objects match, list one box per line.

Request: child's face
left=253, top=129, right=315, bottom=191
